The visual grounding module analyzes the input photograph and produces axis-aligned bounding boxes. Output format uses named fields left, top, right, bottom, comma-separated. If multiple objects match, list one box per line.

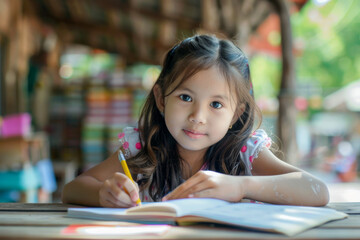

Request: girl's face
left=159, top=66, right=238, bottom=154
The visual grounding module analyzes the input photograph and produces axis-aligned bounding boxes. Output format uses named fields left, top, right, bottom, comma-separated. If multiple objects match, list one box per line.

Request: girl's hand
left=162, top=170, right=246, bottom=202
left=98, top=172, right=140, bottom=207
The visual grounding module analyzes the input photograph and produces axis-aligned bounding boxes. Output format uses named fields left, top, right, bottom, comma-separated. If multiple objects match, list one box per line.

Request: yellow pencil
left=118, top=150, right=142, bottom=206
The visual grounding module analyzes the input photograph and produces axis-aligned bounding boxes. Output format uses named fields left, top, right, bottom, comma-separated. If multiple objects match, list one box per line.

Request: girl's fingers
left=184, top=179, right=216, bottom=198
left=102, top=196, right=121, bottom=208
left=163, top=181, right=196, bottom=200
left=163, top=174, right=209, bottom=200
left=99, top=190, right=122, bottom=207
left=122, top=180, right=140, bottom=202
left=189, top=175, right=244, bottom=202
left=113, top=173, right=140, bottom=202
left=109, top=187, right=133, bottom=206
left=100, top=199, right=117, bottom=208
left=100, top=182, right=132, bottom=207
left=162, top=171, right=242, bottom=202
left=99, top=173, right=140, bottom=207
left=106, top=193, right=132, bottom=207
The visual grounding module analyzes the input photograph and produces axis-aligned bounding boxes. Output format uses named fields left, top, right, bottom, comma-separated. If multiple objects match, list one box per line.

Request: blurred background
left=0, top=0, right=359, bottom=203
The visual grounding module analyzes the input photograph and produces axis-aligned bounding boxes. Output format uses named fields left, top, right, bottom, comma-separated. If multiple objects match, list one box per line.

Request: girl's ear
left=153, top=84, right=165, bottom=113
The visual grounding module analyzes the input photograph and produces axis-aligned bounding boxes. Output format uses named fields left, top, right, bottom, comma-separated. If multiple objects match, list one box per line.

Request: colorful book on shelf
left=67, top=198, right=347, bottom=236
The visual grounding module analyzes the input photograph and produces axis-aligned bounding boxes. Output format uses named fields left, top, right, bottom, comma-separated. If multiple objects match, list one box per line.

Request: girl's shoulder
left=240, top=129, right=272, bottom=167
left=118, top=126, right=142, bottom=158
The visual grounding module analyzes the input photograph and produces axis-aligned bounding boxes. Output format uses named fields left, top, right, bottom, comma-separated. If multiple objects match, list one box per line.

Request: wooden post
left=271, top=0, right=298, bottom=164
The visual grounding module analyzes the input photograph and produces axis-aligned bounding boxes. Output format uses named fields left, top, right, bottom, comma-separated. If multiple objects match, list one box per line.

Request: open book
left=67, top=198, right=347, bottom=236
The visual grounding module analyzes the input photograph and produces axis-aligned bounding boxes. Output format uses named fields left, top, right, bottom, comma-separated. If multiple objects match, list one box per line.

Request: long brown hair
left=127, top=34, right=262, bottom=201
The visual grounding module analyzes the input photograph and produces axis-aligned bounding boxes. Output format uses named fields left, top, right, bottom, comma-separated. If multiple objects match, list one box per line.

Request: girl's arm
left=243, top=148, right=330, bottom=206
left=163, top=148, right=329, bottom=206
left=61, top=150, right=140, bottom=207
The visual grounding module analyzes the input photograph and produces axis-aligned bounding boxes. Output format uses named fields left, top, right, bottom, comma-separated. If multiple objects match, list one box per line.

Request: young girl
left=62, top=34, right=329, bottom=207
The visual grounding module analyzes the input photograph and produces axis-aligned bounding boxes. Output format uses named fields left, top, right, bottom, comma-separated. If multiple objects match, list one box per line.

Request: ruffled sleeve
left=118, top=127, right=152, bottom=202
left=117, top=127, right=142, bottom=159
left=240, top=129, right=272, bottom=169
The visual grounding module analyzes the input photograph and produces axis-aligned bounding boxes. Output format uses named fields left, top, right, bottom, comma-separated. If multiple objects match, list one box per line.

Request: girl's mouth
left=183, top=129, right=206, bottom=139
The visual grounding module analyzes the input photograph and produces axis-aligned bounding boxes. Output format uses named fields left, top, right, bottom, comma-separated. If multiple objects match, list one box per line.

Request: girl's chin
left=176, top=143, right=211, bottom=153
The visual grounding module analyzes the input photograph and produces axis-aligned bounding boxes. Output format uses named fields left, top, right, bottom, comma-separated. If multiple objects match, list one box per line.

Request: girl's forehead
left=168, top=67, right=236, bottom=98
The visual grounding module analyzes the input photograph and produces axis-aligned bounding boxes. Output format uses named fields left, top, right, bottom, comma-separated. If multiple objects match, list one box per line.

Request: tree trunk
left=271, top=0, right=298, bottom=164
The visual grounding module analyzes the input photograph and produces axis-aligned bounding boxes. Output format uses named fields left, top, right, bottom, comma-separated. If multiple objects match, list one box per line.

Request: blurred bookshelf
left=48, top=47, right=159, bottom=184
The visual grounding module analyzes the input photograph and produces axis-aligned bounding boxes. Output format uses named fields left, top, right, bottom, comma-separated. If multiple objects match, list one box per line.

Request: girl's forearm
left=241, top=172, right=330, bottom=206
left=62, top=175, right=102, bottom=206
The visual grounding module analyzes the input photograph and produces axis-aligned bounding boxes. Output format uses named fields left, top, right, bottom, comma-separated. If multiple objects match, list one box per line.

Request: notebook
left=67, top=198, right=347, bottom=236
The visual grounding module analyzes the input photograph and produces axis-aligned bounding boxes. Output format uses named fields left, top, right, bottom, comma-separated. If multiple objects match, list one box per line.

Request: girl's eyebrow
left=177, top=86, right=230, bottom=101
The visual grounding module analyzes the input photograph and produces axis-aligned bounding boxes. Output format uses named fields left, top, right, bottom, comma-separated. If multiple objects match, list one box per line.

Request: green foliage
left=292, top=0, right=360, bottom=92
left=251, top=0, right=360, bottom=98
left=250, top=55, right=281, bottom=99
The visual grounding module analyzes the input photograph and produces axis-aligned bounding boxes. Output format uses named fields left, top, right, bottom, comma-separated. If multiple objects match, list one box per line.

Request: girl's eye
left=179, top=94, right=192, bottom=102
left=210, top=101, right=223, bottom=109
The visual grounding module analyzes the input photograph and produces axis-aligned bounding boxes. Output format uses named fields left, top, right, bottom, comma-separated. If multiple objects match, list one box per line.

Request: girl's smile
left=183, top=129, right=207, bottom=139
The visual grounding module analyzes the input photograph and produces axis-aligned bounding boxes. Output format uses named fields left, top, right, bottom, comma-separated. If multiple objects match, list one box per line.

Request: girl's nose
left=188, top=104, right=206, bottom=124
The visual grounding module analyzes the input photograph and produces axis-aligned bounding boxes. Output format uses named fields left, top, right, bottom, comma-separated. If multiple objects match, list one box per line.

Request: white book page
left=185, top=203, right=348, bottom=236
left=68, top=198, right=229, bottom=220
left=126, top=198, right=229, bottom=216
